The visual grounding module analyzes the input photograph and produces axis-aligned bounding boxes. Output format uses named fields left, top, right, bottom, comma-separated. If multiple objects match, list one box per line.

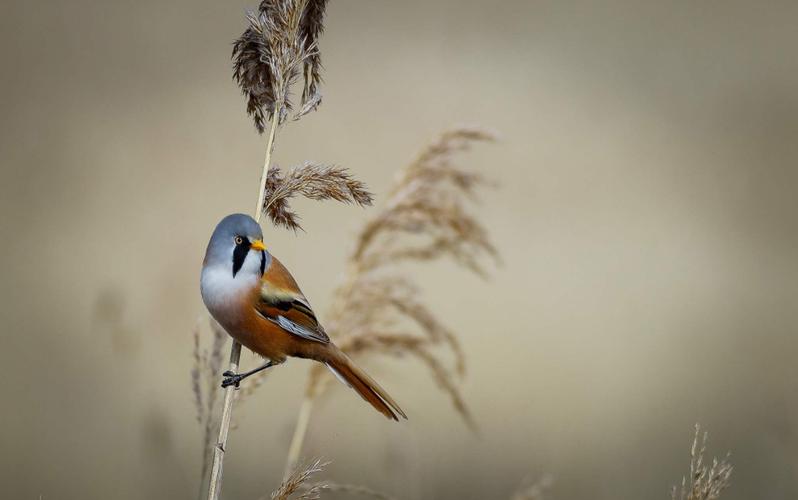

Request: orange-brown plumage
left=201, top=214, right=405, bottom=420
left=216, top=257, right=320, bottom=362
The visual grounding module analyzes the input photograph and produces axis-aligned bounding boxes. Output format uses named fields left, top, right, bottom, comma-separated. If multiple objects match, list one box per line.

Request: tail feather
left=325, top=351, right=406, bottom=421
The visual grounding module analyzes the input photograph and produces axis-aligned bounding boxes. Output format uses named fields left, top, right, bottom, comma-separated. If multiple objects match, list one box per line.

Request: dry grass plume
left=303, top=126, right=498, bottom=429
left=270, top=459, right=329, bottom=500
left=671, top=425, right=733, bottom=500
left=233, top=0, right=328, bottom=132
left=263, top=163, right=373, bottom=231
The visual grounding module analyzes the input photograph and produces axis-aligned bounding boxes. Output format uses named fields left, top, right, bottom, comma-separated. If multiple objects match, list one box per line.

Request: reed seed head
left=270, top=459, right=329, bottom=500
left=304, top=126, right=498, bottom=430
left=671, top=425, right=733, bottom=500
left=233, top=0, right=329, bottom=132
left=263, top=162, right=373, bottom=231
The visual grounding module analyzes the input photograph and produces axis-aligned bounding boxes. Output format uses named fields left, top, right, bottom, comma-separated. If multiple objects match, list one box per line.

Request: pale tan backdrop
left=1, top=1, right=797, bottom=499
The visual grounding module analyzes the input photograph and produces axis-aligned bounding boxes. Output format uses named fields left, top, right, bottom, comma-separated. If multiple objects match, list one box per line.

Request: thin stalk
left=206, top=341, right=241, bottom=500
left=282, top=264, right=362, bottom=478
left=284, top=396, right=315, bottom=479
left=255, top=105, right=282, bottom=220
left=206, top=101, right=283, bottom=500
left=197, top=368, right=221, bottom=500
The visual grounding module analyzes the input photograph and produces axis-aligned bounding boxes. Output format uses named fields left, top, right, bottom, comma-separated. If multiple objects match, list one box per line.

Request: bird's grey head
left=203, top=213, right=270, bottom=278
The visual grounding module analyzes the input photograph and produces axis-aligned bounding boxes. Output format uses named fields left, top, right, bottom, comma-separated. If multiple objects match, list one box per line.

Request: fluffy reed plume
left=280, top=126, right=497, bottom=474
left=671, top=425, right=733, bottom=500
left=233, top=0, right=328, bottom=132
left=311, top=126, right=497, bottom=423
left=270, top=459, right=329, bottom=500
left=264, top=163, right=373, bottom=231
left=191, top=319, right=228, bottom=495
left=510, top=475, right=553, bottom=500
left=351, top=126, right=498, bottom=276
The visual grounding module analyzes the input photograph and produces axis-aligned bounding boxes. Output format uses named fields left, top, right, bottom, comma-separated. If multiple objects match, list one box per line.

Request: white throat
left=200, top=251, right=262, bottom=320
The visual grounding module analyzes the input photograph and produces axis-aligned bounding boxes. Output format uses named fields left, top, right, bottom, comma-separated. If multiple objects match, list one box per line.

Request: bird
left=200, top=213, right=406, bottom=421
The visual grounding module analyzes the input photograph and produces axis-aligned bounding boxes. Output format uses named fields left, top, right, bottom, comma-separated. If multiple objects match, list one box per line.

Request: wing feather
left=256, top=256, right=329, bottom=343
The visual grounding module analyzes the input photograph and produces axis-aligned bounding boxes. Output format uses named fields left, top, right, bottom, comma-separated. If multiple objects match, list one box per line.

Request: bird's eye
left=234, top=236, right=244, bottom=245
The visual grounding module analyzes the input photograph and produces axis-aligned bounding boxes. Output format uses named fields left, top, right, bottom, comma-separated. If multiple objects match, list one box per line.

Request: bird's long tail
left=324, top=347, right=406, bottom=421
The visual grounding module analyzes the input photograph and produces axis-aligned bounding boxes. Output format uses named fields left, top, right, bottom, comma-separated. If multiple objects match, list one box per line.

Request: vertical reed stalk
left=206, top=341, right=241, bottom=500
left=284, top=396, right=315, bottom=479
left=255, top=103, right=283, bottom=218
left=206, top=102, right=282, bottom=500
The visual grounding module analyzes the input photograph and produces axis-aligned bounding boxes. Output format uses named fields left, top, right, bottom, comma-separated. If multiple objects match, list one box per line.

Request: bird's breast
left=200, top=265, right=259, bottom=329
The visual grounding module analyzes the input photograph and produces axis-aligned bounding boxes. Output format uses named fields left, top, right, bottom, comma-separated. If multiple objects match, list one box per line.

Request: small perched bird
left=200, top=213, right=406, bottom=420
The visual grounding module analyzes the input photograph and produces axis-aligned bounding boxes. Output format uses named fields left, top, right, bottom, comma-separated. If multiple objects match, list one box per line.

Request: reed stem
left=255, top=105, right=282, bottom=221
left=206, top=102, right=283, bottom=500
left=284, top=396, right=315, bottom=479
left=206, top=341, right=241, bottom=500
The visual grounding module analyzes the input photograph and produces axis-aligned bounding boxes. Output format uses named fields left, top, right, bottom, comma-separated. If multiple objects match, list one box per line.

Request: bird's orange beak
left=250, top=239, right=266, bottom=252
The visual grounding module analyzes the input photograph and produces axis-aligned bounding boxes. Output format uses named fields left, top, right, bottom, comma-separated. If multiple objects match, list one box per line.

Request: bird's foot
left=221, top=370, right=244, bottom=389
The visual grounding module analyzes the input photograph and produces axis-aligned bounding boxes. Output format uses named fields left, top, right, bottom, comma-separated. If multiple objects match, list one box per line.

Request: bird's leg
left=221, top=360, right=275, bottom=388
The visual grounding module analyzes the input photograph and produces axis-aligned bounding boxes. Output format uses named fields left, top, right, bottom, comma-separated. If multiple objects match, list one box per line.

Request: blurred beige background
left=2, top=0, right=798, bottom=498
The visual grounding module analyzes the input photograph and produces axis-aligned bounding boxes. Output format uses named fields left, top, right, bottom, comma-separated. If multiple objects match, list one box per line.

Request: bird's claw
left=221, top=371, right=243, bottom=389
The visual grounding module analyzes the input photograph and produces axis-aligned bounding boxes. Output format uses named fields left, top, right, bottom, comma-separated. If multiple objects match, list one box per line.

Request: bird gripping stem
left=206, top=102, right=282, bottom=500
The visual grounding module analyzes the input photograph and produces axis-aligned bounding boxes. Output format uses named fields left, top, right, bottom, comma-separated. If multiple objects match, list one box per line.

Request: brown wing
left=256, top=256, right=329, bottom=343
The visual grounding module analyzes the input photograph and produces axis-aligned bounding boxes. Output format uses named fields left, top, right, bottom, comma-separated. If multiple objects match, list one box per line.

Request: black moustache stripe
left=232, top=240, right=250, bottom=277
left=260, top=250, right=266, bottom=275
